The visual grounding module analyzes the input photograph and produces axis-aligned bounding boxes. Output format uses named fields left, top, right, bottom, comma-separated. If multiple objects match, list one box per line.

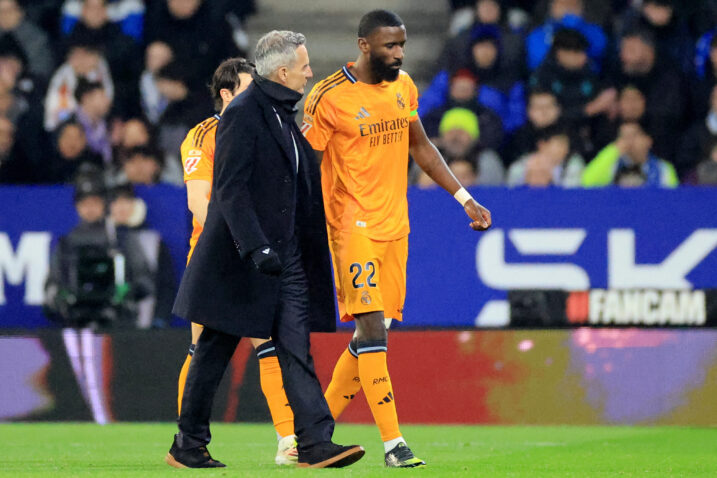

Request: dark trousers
left=176, top=239, right=335, bottom=453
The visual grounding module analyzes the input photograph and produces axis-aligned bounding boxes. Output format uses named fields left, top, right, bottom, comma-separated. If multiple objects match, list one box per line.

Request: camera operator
left=44, top=177, right=154, bottom=330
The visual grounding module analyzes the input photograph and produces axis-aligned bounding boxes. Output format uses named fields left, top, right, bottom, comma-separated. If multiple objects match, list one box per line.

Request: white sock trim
left=384, top=436, right=406, bottom=453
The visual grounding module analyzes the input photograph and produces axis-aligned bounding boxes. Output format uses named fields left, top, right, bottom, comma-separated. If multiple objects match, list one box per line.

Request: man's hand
left=250, top=246, right=282, bottom=276
left=464, top=198, right=492, bottom=231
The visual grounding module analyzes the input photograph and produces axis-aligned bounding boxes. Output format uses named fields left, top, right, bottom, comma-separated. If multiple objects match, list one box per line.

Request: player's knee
left=355, top=312, right=388, bottom=341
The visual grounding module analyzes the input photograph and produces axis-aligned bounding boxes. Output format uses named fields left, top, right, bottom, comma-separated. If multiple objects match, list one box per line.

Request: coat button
left=281, top=208, right=288, bottom=214
left=284, top=176, right=290, bottom=183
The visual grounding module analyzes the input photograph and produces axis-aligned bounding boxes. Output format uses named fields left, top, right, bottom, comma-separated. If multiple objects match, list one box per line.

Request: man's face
left=620, top=37, right=655, bottom=75
left=76, top=195, right=105, bottom=223
left=537, top=135, right=570, bottom=165
left=145, top=41, right=173, bottom=74
left=556, top=48, right=587, bottom=70
left=476, top=0, right=500, bottom=24
left=110, top=196, right=134, bottom=225
left=284, top=45, right=312, bottom=94
left=642, top=2, right=672, bottom=27
left=58, top=124, right=87, bottom=159
left=122, top=119, right=150, bottom=149
left=619, top=87, right=646, bottom=121
left=550, top=0, right=582, bottom=19
left=449, top=77, right=477, bottom=102
left=68, top=47, right=100, bottom=75
left=528, top=93, right=560, bottom=128
left=167, top=0, right=201, bottom=19
left=441, top=128, right=475, bottom=157
left=0, top=56, right=22, bottom=89
left=472, top=41, right=497, bottom=69
left=618, top=123, right=652, bottom=163
left=525, top=154, right=553, bottom=186
left=0, top=116, right=14, bottom=155
left=124, top=154, right=160, bottom=184
left=0, top=0, right=22, bottom=31
left=366, top=25, right=407, bottom=82
left=82, top=0, right=108, bottom=29
left=81, top=89, right=111, bottom=120
left=449, top=159, right=477, bottom=185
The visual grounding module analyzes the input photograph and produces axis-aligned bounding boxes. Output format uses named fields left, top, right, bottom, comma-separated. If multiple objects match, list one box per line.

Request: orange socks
left=357, top=340, right=401, bottom=442
left=176, top=344, right=195, bottom=415
left=256, top=341, right=294, bottom=438
left=324, top=339, right=361, bottom=419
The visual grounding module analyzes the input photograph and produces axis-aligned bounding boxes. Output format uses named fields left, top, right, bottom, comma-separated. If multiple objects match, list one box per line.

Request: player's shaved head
left=358, top=9, right=404, bottom=38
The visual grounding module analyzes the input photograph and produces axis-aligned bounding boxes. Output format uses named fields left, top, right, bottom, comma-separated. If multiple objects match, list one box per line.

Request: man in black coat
left=165, top=30, right=365, bottom=470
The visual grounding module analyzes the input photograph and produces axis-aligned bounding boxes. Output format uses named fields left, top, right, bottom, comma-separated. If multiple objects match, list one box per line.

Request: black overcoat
left=172, top=77, right=336, bottom=338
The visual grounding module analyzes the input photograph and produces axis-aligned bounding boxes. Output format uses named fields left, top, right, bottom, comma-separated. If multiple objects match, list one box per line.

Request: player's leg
left=177, top=322, right=203, bottom=415
left=324, top=335, right=361, bottom=418
left=249, top=337, right=297, bottom=465
left=374, top=235, right=423, bottom=467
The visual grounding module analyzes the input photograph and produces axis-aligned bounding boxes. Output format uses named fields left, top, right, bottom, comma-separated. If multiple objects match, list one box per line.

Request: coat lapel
left=259, top=99, right=296, bottom=168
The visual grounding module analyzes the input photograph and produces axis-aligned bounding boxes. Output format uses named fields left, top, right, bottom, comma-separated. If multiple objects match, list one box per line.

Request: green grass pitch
left=1, top=423, right=716, bottom=477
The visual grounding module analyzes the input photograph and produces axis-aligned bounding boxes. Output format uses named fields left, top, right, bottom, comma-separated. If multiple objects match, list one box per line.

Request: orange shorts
left=328, top=228, right=408, bottom=322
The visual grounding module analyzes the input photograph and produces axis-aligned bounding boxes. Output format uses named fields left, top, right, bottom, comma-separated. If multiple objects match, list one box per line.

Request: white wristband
left=453, top=187, right=473, bottom=206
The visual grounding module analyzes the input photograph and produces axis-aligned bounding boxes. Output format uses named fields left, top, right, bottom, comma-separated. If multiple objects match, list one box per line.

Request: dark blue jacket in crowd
left=419, top=70, right=526, bottom=133
left=525, top=14, right=608, bottom=71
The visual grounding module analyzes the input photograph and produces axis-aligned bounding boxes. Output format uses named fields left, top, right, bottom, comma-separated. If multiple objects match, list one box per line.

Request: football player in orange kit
left=178, top=58, right=297, bottom=466
left=303, top=10, right=492, bottom=468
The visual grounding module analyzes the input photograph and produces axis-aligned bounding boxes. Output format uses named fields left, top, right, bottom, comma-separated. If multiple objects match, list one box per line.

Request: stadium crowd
left=1, top=0, right=717, bottom=191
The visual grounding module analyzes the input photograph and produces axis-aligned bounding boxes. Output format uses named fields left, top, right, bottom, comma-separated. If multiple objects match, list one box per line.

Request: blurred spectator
left=0, top=35, right=46, bottom=170
left=421, top=27, right=526, bottom=133
left=582, top=120, right=678, bottom=187
left=71, top=78, right=113, bottom=164
left=619, top=0, right=693, bottom=73
left=613, top=28, right=685, bottom=162
left=691, top=35, right=717, bottom=120
left=0, top=0, right=54, bottom=80
left=116, top=116, right=153, bottom=152
left=144, top=0, right=239, bottom=92
left=439, top=0, right=525, bottom=75
left=61, top=0, right=145, bottom=41
left=421, top=69, right=504, bottom=151
left=117, top=145, right=165, bottom=185
left=696, top=141, right=717, bottom=185
left=592, top=84, right=648, bottom=153
left=44, top=38, right=114, bottom=131
left=48, top=120, right=103, bottom=183
left=507, top=122, right=584, bottom=187
left=525, top=0, right=607, bottom=71
left=449, top=158, right=479, bottom=186
left=0, top=114, right=31, bottom=183
left=529, top=28, right=614, bottom=125
left=140, top=41, right=172, bottom=124
left=435, top=107, right=504, bottom=185
left=678, top=85, right=717, bottom=179
left=154, top=61, right=211, bottom=183
left=109, top=183, right=176, bottom=328
left=45, top=177, right=154, bottom=329
left=64, top=0, right=142, bottom=118
left=506, top=88, right=562, bottom=164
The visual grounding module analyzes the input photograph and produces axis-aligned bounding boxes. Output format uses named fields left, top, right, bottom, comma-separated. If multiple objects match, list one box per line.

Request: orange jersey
left=302, top=63, right=419, bottom=241
left=180, top=114, right=220, bottom=261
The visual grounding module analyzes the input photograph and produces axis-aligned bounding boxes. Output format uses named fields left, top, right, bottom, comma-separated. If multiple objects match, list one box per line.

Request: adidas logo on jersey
left=354, top=107, right=371, bottom=120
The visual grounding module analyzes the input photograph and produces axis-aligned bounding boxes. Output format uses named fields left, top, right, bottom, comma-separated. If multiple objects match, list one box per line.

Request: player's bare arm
left=408, top=119, right=491, bottom=231
left=186, top=179, right=211, bottom=227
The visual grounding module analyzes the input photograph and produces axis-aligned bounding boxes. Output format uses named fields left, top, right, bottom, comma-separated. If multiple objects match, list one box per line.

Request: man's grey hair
left=254, top=30, right=306, bottom=76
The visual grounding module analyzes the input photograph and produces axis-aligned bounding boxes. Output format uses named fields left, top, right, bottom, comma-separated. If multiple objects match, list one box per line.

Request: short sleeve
left=181, top=127, right=214, bottom=183
left=302, top=85, right=336, bottom=151
left=407, top=74, right=419, bottom=123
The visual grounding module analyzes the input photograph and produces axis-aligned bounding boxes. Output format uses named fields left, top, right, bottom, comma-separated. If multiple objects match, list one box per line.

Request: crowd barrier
left=1, top=186, right=717, bottom=328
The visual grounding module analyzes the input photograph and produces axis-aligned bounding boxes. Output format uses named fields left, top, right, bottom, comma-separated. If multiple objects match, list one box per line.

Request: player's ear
left=358, top=37, right=370, bottom=54
left=219, top=88, right=233, bottom=103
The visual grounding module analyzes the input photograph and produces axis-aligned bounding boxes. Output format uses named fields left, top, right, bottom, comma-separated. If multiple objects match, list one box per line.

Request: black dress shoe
left=297, top=441, right=365, bottom=468
left=165, top=436, right=226, bottom=468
